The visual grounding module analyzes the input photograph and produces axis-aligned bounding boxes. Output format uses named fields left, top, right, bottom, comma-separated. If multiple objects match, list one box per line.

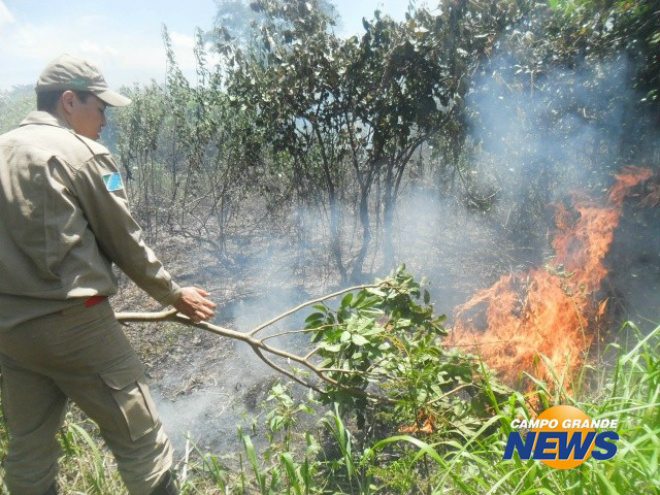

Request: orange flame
left=398, top=410, right=435, bottom=435
left=451, top=167, right=653, bottom=392
left=608, top=166, right=653, bottom=206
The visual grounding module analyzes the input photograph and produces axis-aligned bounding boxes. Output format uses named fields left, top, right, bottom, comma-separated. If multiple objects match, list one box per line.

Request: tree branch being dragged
left=117, top=266, right=506, bottom=433
left=117, top=283, right=389, bottom=400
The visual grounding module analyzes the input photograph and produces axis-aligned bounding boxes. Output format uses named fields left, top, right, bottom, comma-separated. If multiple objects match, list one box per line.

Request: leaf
left=341, top=292, right=354, bottom=308
left=355, top=317, right=373, bottom=333
left=305, top=312, right=325, bottom=324
left=298, top=405, right=314, bottom=415
left=362, top=17, right=370, bottom=32
left=362, top=326, right=384, bottom=336
left=396, top=318, right=413, bottom=328
left=352, top=334, right=369, bottom=346
left=280, top=453, right=300, bottom=495
left=356, top=296, right=380, bottom=310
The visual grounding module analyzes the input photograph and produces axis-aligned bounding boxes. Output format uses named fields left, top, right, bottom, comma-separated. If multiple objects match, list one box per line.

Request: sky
left=0, top=0, right=418, bottom=92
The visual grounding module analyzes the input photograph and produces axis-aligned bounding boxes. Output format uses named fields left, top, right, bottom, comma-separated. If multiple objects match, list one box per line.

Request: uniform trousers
left=0, top=299, right=173, bottom=495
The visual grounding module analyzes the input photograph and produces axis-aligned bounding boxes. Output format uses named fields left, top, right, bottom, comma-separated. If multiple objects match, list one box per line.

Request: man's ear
left=60, top=90, right=76, bottom=114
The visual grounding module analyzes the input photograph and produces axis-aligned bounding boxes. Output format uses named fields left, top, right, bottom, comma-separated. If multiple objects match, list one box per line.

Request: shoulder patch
left=103, top=172, right=124, bottom=192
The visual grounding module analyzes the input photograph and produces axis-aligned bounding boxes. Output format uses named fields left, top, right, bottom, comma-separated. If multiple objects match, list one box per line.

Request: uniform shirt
left=0, top=111, right=181, bottom=329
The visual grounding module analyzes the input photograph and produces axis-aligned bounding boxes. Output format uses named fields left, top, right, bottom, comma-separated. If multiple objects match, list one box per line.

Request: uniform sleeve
left=69, top=153, right=182, bottom=306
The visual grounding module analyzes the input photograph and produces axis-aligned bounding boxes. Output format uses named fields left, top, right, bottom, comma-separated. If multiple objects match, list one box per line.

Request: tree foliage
left=305, top=266, right=509, bottom=434
left=0, top=0, right=652, bottom=280
left=219, top=0, right=528, bottom=279
left=0, top=86, right=35, bottom=135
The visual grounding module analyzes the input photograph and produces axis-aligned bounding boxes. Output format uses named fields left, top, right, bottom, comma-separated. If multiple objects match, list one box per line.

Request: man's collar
left=20, top=110, right=72, bottom=130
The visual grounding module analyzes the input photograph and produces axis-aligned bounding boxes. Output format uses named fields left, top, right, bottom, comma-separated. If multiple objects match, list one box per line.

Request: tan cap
left=35, top=54, right=131, bottom=107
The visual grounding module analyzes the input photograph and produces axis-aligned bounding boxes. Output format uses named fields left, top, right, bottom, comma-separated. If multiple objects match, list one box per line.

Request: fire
left=608, top=166, right=653, bottom=206
left=398, top=410, right=435, bottom=435
left=451, top=167, right=653, bottom=392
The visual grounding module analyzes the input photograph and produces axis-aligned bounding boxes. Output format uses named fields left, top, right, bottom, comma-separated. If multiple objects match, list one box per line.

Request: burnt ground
left=606, top=198, right=660, bottom=328
left=109, top=195, right=506, bottom=456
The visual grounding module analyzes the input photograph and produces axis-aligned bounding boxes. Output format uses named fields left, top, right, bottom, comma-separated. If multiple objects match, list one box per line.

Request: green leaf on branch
left=308, top=265, right=511, bottom=435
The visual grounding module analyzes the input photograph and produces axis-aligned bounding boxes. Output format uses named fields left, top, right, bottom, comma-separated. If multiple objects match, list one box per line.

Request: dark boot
left=41, top=483, right=58, bottom=495
left=149, top=471, right=179, bottom=495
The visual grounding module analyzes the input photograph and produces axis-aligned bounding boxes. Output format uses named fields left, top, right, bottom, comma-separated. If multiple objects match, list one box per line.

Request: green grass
left=368, top=321, right=660, bottom=495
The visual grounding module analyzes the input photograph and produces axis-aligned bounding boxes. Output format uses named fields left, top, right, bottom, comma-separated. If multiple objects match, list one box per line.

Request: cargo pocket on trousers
left=100, top=368, right=158, bottom=442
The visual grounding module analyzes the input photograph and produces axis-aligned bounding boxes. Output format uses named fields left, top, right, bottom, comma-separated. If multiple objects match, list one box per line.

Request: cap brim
left=95, top=89, right=131, bottom=107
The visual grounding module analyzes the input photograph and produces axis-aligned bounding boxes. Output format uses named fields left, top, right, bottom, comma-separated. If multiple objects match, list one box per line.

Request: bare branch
left=247, top=283, right=383, bottom=337
left=115, top=281, right=396, bottom=403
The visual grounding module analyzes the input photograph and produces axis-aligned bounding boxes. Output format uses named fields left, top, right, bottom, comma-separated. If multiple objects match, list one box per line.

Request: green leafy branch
left=117, top=266, right=509, bottom=435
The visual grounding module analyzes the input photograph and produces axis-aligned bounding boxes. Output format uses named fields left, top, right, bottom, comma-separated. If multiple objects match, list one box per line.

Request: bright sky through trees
left=0, top=0, right=414, bottom=90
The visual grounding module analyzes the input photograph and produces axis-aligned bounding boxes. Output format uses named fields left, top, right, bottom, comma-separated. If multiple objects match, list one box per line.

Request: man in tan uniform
left=0, top=54, right=215, bottom=495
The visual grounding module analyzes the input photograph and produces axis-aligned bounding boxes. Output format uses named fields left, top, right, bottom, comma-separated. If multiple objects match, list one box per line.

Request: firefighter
left=0, top=54, right=215, bottom=495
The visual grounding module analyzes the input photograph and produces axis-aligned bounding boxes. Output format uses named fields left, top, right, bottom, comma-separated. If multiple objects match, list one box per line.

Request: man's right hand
left=173, top=287, right=216, bottom=323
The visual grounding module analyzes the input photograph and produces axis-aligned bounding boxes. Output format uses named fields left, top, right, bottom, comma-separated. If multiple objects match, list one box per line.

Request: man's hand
left=173, top=287, right=216, bottom=323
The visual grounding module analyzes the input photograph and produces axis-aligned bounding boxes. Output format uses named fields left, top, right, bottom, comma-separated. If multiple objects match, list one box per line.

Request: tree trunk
left=328, top=193, right=347, bottom=283
left=382, top=160, right=396, bottom=270
left=351, top=185, right=371, bottom=281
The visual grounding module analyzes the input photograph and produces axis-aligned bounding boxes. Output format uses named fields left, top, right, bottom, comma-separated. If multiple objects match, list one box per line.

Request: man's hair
left=36, top=90, right=93, bottom=112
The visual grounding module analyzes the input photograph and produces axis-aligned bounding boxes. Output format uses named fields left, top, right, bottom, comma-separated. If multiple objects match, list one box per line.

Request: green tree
left=114, top=28, right=268, bottom=255
left=0, top=85, right=36, bottom=134
left=222, top=0, right=515, bottom=280
left=212, top=0, right=339, bottom=48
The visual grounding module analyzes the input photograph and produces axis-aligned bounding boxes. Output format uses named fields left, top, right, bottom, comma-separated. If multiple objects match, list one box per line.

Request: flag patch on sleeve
left=102, top=172, right=124, bottom=192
